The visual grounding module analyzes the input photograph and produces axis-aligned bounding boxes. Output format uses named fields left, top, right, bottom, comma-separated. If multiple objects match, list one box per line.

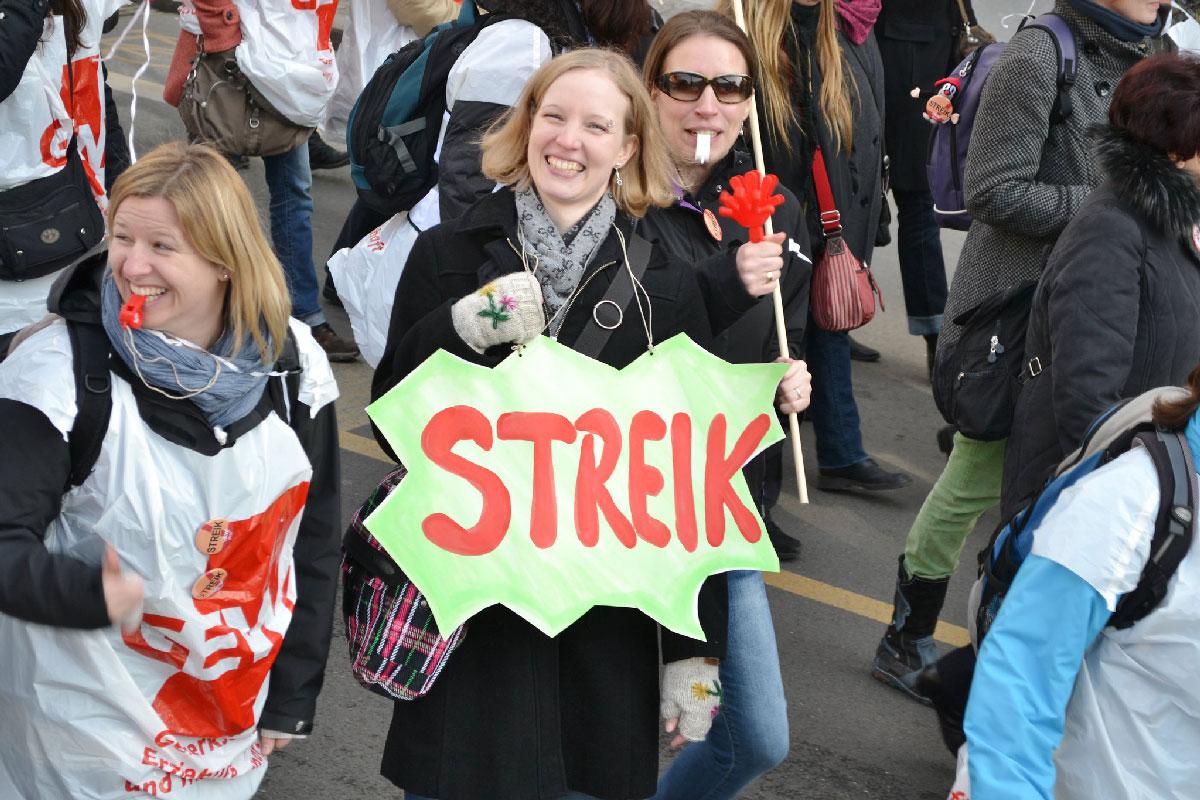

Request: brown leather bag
left=809, top=148, right=883, bottom=333
left=178, top=39, right=311, bottom=157
left=953, top=0, right=997, bottom=61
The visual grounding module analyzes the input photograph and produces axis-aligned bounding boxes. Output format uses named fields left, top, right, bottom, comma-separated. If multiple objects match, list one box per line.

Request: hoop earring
left=613, top=166, right=623, bottom=188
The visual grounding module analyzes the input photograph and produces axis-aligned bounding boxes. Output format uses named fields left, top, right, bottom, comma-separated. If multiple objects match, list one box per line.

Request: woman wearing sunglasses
left=639, top=10, right=812, bottom=799
left=722, top=0, right=905, bottom=496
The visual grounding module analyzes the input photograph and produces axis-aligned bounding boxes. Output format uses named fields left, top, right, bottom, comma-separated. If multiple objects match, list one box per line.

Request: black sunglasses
left=655, top=71, right=754, bottom=104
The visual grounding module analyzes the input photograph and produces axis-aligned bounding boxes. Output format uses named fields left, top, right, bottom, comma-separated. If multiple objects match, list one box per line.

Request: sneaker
left=818, top=457, right=911, bottom=492
left=310, top=322, right=359, bottom=363
left=308, top=132, right=350, bottom=170
left=848, top=336, right=880, bottom=362
left=765, top=517, right=800, bottom=563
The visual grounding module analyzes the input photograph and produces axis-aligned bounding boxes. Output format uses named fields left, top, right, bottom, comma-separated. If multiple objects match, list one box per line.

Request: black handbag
left=0, top=54, right=105, bottom=282
left=0, top=141, right=104, bottom=282
left=933, top=281, right=1037, bottom=441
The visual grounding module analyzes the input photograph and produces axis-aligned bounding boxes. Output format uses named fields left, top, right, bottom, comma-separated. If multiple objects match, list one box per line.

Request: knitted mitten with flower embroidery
left=660, top=657, right=722, bottom=741
left=451, top=272, right=545, bottom=354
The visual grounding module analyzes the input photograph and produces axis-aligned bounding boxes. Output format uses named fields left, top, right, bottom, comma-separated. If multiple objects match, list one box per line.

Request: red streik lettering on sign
left=418, top=407, right=770, bottom=554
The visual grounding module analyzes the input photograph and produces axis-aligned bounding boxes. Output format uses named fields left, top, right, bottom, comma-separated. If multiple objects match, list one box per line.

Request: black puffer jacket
left=1001, top=127, right=1200, bottom=517
left=372, top=188, right=727, bottom=800
left=640, top=146, right=811, bottom=364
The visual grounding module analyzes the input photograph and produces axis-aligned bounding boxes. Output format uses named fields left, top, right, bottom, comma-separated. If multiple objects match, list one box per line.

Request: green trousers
left=903, top=433, right=1006, bottom=580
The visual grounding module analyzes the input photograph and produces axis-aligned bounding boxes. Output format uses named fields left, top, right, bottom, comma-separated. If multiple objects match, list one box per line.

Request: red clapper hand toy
left=119, top=294, right=146, bottom=329
left=718, top=170, right=785, bottom=244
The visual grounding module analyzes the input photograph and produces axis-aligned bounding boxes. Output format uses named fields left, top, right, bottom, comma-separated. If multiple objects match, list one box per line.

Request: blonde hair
left=107, top=142, right=290, bottom=361
left=718, top=0, right=855, bottom=153
left=480, top=48, right=675, bottom=218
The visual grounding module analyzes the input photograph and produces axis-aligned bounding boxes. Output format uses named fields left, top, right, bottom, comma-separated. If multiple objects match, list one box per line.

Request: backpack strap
left=266, top=329, right=302, bottom=425
left=1019, top=13, right=1078, bottom=125
left=65, top=320, right=113, bottom=489
left=1109, top=430, right=1196, bottom=629
left=572, top=231, right=653, bottom=360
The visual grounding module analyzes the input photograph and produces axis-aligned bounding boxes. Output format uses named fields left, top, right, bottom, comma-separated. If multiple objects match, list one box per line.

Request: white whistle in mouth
left=694, top=132, right=711, bottom=165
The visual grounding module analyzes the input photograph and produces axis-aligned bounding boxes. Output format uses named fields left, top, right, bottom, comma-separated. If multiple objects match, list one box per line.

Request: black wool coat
left=762, top=11, right=886, bottom=270
left=876, top=0, right=979, bottom=191
left=640, top=146, right=812, bottom=365
left=371, top=188, right=728, bottom=800
left=1001, top=127, right=1200, bottom=517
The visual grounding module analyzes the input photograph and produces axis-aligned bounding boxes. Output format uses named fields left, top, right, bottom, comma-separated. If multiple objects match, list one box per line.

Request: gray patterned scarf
left=515, top=188, right=616, bottom=335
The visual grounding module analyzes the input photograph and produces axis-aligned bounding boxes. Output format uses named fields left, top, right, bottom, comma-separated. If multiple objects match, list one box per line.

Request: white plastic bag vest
left=232, top=0, right=340, bottom=128
left=0, top=320, right=336, bottom=799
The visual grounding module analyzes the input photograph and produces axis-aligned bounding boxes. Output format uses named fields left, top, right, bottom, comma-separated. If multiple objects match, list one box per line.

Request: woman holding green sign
left=371, top=47, right=811, bottom=800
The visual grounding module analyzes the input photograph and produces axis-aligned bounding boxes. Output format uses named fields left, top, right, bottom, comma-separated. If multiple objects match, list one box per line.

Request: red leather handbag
left=809, top=148, right=884, bottom=332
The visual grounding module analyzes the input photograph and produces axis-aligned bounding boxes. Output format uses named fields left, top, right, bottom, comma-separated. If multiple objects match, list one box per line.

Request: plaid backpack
left=341, top=465, right=467, bottom=700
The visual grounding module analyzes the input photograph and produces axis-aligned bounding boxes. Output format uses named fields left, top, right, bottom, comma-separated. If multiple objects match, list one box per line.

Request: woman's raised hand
left=451, top=272, right=547, bottom=354
left=775, top=357, right=812, bottom=415
left=102, top=544, right=144, bottom=634
left=735, top=232, right=786, bottom=298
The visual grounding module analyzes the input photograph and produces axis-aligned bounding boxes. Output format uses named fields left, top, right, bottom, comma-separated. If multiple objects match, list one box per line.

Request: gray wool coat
left=935, top=1, right=1172, bottom=367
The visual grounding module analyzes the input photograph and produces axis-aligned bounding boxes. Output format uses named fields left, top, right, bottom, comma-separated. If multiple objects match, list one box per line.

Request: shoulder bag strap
left=811, top=147, right=843, bottom=238
left=572, top=231, right=653, bottom=360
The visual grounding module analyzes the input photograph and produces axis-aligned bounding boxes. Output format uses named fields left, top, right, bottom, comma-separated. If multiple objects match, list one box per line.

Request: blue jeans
left=653, top=571, right=789, bottom=800
left=805, top=321, right=868, bottom=469
left=892, top=188, right=947, bottom=336
left=263, top=144, right=324, bottom=325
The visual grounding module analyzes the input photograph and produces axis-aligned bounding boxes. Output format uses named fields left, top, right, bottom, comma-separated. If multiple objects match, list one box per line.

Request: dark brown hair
left=641, top=10, right=759, bottom=96
left=1109, top=52, right=1200, bottom=161
left=581, top=0, right=652, bottom=55
left=48, top=0, right=87, bottom=58
left=1153, top=365, right=1200, bottom=431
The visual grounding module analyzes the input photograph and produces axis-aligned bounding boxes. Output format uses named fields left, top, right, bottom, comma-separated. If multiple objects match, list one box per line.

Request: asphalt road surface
left=97, top=2, right=1050, bottom=797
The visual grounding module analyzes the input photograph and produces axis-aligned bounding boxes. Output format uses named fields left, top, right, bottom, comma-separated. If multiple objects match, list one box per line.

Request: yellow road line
left=764, top=571, right=970, bottom=647
left=334, top=428, right=972, bottom=647
left=340, top=430, right=390, bottom=463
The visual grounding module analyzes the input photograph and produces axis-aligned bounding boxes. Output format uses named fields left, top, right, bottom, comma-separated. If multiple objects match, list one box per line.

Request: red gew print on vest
left=122, top=482, right=311, bottom=738
left=39, top=55, right=105, bottom=197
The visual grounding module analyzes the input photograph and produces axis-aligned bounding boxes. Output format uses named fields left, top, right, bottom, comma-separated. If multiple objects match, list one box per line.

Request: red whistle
left=119, top=294, right=146, bottom=329
left=718, top=170, right=785, bottom=243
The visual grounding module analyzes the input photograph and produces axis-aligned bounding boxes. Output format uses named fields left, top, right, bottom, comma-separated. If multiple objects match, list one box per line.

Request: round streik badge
left=195, top=518, right=231, bottom=555
left=703, top=208, right=723, bottom=242
left=192, top=568, right=228, bottom=600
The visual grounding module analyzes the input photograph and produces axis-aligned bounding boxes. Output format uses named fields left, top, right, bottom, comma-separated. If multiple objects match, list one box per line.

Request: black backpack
left=933, top=280, right=1036, bottom=441
left=347, top=1, right=507, bottom=215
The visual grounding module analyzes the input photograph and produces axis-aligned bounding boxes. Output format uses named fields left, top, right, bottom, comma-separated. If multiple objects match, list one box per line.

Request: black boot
left=871, top=556, right=949, bottom=705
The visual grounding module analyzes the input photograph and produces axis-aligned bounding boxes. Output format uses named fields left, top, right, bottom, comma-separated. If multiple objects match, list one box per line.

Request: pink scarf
left=835, top=0, right=882, bottom=45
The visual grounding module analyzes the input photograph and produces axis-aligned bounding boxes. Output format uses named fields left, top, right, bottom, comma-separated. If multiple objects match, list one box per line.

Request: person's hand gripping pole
left=715, top=101, right=810, bottom=503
